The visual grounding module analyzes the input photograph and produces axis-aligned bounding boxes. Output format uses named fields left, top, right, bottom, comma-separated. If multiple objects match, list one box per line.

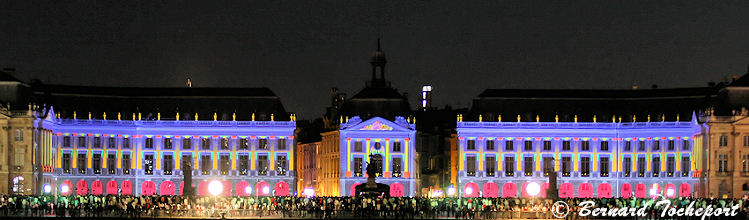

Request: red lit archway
left=76, top=180, right=88, bottom=195
left=91, top=180, right=103, bottom=195
left=521, top=182, right=530, bottom=198
left=197, top=181, right=209, bottom=196
left=597, top=183, right=612, bottom=198
left=351, top=183, right=361, bottom=196
left=221, top=181, right=232, bottom=196
left=390, top=183, right=405, bottom=197
left=665, top=184, right=676, bottom=198
left=541, top=183, right=550, bottom=198
left=559, top=183, right=574, bottom=198
left=275, top=181, right=290, bottom=196
left=160, top=181, right=175, bottom=196
left=501, top=182, right=517, bottom=198
left=106, top=180, right=118, bottom=195
left=679, top=183, right=691, bottom=198
left=464, top=182, right=479, bottom=197
left=634, top=183, right=646, bottom=198
left=578, top=183, right=593, bottom=198
left=121, top=180, right=133, bottom=195
left=179, top=182, right=194, bottom=195
left=142, top=181, right=157, bottom=196
left=650, top=183, right=661, bottom=198
left=621, top=183, right=632, bottom=198
left=256, top=181, right=270, bottom=196
left=61, top=180, right=73, bottom=196
left=236, top=181, right=251, bottom=196
left=483, top=182, right=499, bottom=198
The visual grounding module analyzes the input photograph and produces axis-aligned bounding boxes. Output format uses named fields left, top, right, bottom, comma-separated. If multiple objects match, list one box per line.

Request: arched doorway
left=160, top=181, right=175, bottom=195
left=665, top=184, right=676, bottom=198
left=76, top=180, right=88, bottom=195
left=236, top=181, right=251, bottom=196
left=91, top=180, right=103, bottom=195
left=351, top=183, right=361, bottom=196
left=483, top=182, right=498, bottom=198
left=61, top=180, right=73, bottom=196
left=256, top=181, right=270, bottom=196
left=559, top=183, right=574, bottom=198
left=718, top=181, right=729, bottom=197
left=464, top=182, right=479, bottom=197
left=390, top=183, right=405, bottom=197
left=275, top=181, right=290, bottom=196
left=679, top=183, right=691, bottom=197
left=142, top=181, right=157, bottom=196
left=106, top=181, right=118, bottom=195
left=650, top=183, right=661, bottom=198
left=541, top=183, right=550, bottom=198
left=502, top=182, right=517, bottom=198
left=621, top=183, right=632, bottom=198
left=198, top=181, right=209, bottom=196
left=12, top=176, right=24, bottom=194
left=369, top=154, right=383, bottom=177
left=578, top=183, right=593, bottom=198
left=634, top=183, right=647, bottom=198
left=121, top=180, right=133, bottom=195
left=179, top=182, right=195, bottom=195
left=597, top=183, right=612, bottom=198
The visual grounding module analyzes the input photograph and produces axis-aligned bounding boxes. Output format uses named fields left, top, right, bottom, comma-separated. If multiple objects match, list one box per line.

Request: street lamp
left=527, top=182, right=541, bottom=197
left=208, top=180, right=223, bottom=196
left=447, top=186, right=456, bottom=197
left=43, top=184, right=52, bottom=194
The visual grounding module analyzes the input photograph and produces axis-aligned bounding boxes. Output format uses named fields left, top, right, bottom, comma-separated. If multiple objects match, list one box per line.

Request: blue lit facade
left=336, top=116, right=417, bottom=197
left=35, top=108, right=296, bottom=196
left=455, top=119, right=705, bottom=198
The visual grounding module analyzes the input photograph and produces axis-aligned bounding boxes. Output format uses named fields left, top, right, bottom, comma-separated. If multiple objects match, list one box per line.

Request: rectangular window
left=144, top=154, right=154, bottom=175
left=107, top=154, right=116, bottom=174
left=393, top=142, right=401, bottom=152
left=108, top=137, right=115, bottom=148
left=354, top=158, right=363, bottom=177
left=718, top=154, right=728, bottom=172
left=14, top=129, right=23, bottom=141
left=201, top=138, right=211, bottom=150
left=682, top=156, right=690, bottom=177
left=600, top=157, right=609, bottom=177
left=201, top=155, right=211, bottom=175
left=743, top=155, right=749, bottom=173
left=466, top=156, right=476, bottom=176
left=637, top=157, right=646, bottom=177
left=277, top=139, right=286, bottom=150
left=653, top=141, right=660, bottom=151
left=258, top=139, right=268, bottom=150
left=77, top=153, right=86, bottom=174
left=623, top=157, right=632, bottom=177
left=581, top=141, right=590, bottom=151
left=581, top=157, right=590, bottom=177
left=562, top=141, right=570, bottom=151
left=145, top=138, right=153, bottom=149
left=524, top=141, right=533, bottom=151
left=505, top=156, right=515, bottom=176
left=600, top=141, right=609, bottom=151
left=682, top=140, right=690, bottom=151
left=220, top=155, right=230, bottom=175
left=123, top=138, right=130, bottom=149
left=506, top=141, right=514, bottom=151
left=562, top=157, right=571, bottom=176
left=182, top=138, right=192, bottom=150
left=524, top=156, right=533, bottom=176
left=744, top=136, right=749, bottom=147
left=78, top=137, right=86, bottom=148
left=543, top=157, right=553, bottom=176
left=238, top=155, right=249, bottom=175
left=64, top=136, right=71, bottom=147
left=653, top=157, right=660, bottom=177
left=667, top=157, right=675, bottom=177
left=258, top=155, right=268, bottom=175
left=638, top=141, right=645, bottom=151
left=93, top=137, right=101, bottom=148
left=63, top=153, right=71, bottom=173
left=354, top=142, right=363, bottom=152
left=719, top=135, right=728, bottom=147
left=164, top=138, right=173, bottom=149
left=668, top=140, right=675, bottom=151
left=392, top=158, right=402, bottom=177
left=122, top=154, right=131, bottom=174
left=220, top=138, right=230, bottom=150
left=486, top=140, right=495, bottom=150
left=93, top=154, right=101, bottom=174
left=624, top=141, right=632, bottom=151
left=239, top=139, right=248, bottom=150
left=485, top=156, right=496, bottom=177
left=543, top=141, right=551, bottom=151
left=163, top=155, right=173, bottom=175
left=467, top=140, right=476, bottom=150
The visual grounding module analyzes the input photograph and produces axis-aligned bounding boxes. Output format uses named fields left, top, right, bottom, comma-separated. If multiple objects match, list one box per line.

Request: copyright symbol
left=551, top=200, right=569, bottom=219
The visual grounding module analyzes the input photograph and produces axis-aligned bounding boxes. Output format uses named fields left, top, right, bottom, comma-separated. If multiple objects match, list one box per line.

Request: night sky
left=2, top=1, right=748, bottom=119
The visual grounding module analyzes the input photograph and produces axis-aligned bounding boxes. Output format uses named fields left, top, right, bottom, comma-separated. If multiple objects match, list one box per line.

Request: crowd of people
left=0, top=193, right=747, bottom=219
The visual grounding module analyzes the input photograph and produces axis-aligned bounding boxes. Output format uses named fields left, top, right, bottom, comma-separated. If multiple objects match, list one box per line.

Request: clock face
left=374, top=142, right=382, bottom=150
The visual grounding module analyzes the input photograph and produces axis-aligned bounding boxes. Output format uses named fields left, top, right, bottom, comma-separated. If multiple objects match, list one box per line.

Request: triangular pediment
left=45, top=106, right=56, bottom=122
left=343, top=116, right=412, bottom=132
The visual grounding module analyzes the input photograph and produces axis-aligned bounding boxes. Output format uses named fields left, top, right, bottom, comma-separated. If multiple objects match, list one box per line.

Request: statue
left=183, top=160, right=195, bottom=197
left=354, top=154, right=390, bottom=197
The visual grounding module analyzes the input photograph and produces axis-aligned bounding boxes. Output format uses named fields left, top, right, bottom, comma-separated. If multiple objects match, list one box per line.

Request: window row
left=61, top=136, right=288, bottom=151
left=351, top=141, right=404, bottom=153
left=351, top=157, right=404, bottom=178
left=464, top=155, right=691, bottom=178
left=465, top=139, right=691, bottom=152
left=60, top=153, right=288, bottom=176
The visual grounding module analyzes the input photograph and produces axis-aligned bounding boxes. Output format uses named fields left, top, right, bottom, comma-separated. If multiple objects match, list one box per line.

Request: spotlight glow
left=303, top=188, right=315, bottom=197
left=666, top=188, right=674, bottom=197
left=43, top=184, right=52, bottom=194
left=208, top=180, right=223, bottom=196
left=262, top=186, right=270, bottom=195
left=61, top=185, right=69, bottom=194
left=465, top=186, right=473, bottom=196
left=527, top=182, right=541, bottom=197
left=447, top=186, right=456, bottom=196
left=245, top=186, right=251, bottom=195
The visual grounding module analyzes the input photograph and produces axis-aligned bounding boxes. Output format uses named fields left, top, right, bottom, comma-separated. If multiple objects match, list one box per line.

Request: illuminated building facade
left=456, top=119, right=704, bottom=198
left=318, top=116, right=417, bottom=197
left=295, top=141, right=319, bottom=196
left=34, top=108, right=296, bottom=196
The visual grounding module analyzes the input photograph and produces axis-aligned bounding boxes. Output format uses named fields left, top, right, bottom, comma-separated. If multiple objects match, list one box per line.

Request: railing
left=458, top=121, right=695, bottom=129
left=58, top=119, right=296, bottom=127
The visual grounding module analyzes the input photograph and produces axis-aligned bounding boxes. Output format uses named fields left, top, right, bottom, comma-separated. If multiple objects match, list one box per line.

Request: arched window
left=742, top=183, right=749, bottom=191
left=12, top=176, right=24, bottom=193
